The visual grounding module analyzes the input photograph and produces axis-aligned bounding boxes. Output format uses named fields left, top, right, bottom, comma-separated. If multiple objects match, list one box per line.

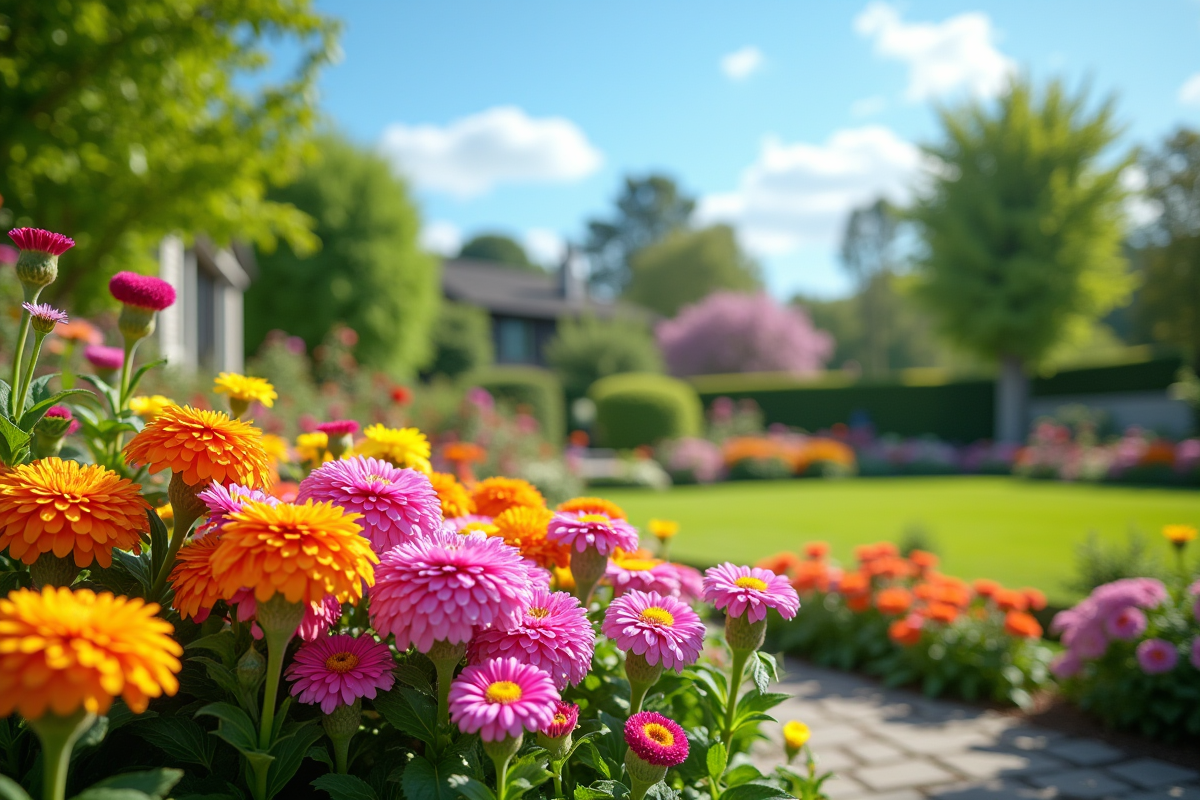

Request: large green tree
left=911, top=79, right=1132, bottom=441
left=425, top=302, right=494, bottom=379
left=458, top=233, right=540, bottom=271
left=624, top=225, right=761, bottom=317
left=840, top=198, right=899, bottom=378
left=245, top=135, right=439, bottom=376
left=545, top=314, right=663, bottom=403
left=0, top=1, right=336, bottom=310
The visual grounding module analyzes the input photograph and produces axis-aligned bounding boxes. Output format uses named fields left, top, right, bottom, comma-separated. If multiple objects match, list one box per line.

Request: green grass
left=597, top=476, right=1200, bottom=604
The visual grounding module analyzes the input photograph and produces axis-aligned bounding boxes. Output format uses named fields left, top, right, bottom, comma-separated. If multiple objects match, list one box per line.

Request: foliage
left=625, top=227, right=760, bottom=317
left=590, top=373, right=702, bottom=449
left=545, top=315, right=663, bottom=404
left=0, top=0, right=335, bottom=310
left=426, top=303, right=494, bottom=379
left=458, top=234, right=540, bottom=271
left=471, top=365, right=565, bottom=441
left=245, top=134, right=440, bottom=376
left=840, top=199, right=899, bottom=379
left=657, top=293, right=832, bottom=377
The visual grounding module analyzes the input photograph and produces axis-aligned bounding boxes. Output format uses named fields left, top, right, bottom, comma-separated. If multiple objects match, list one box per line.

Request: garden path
left=749, top=659, right=1200, bottom=800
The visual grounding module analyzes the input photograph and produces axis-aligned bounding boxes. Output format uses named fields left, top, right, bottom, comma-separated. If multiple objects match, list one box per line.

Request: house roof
left=442, top=258, right=636, bottom=321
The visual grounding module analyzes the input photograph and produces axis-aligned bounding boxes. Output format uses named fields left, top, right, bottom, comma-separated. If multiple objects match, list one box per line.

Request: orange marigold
left=888, top=617, right=923, bottom=647
left=430, top=472, right=476, bottom=518
left=993, top=588, right=1029, bottom=613
left=792, top=560, right=834, bottom=593
left=123, top=405, right=272, bottom=488
left=756, top=552, right=802, bottom=577
left=804, top=541, right=830, bottom=560
left=491, top=504, right=569, bottom=569
left=838, top=571, right=870, bottom=595
left=0, top=457, right=150, bottom=568
left=1022, top=587, right=1047, bottom=612
left=210, top=500, right=378, bottom=605
left=472, top=477, right=545, bottom=518
left=556, top=496, right=626, bottom=520
left=973, top=578, right=1001, bottom=597
left=908, top=549, right=939, bottom=571
left=443, top=442, right=486, bottom=463
left=875, top=587, right=914, bottom=616
left=0, top=587, right=182, bottom=718
left=923, top=602, right=960, bottom=624
left=169, top=534, right=223, bottom=620
left=1003, top=610, right=1043, bottom=639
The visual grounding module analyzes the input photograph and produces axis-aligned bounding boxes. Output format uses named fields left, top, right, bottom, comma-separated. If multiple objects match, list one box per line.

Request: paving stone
left=855, top=760, right=959, bottom=792
left=930, top=779, right=1057, bottom=799
left=811, top=724, right=870, bottom=748
left=1030, top=768, right=1134, bottom=799
left=1107, top=760, right=1200, bottom=790
left=822, top=773, right=871, bottom=799
left=822, top=696, right=892, bottom=720
left=812, top=747, right=857, bottom=773
left=874, top=724, right=995, bottom=755
left=935, top=749, right=1068, bottom=779
left=1123, top=784, right=1200, bottom=800
left=993, top=726, right=1064, bottom=753
left=1047, top=739, right=1128, bottom=766
left=846, top=740, right=907, bottom=766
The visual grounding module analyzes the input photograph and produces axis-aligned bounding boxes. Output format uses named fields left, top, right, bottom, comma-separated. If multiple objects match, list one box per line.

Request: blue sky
left=304, top=0, right=1200, bottom=299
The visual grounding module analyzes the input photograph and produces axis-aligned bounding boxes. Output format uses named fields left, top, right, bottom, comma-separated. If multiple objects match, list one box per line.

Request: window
left=497, top=317, right=535, bottom=363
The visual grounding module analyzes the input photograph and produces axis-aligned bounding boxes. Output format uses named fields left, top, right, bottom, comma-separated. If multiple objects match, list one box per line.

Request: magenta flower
left=468, top=587, right=595, bottom=690
left=448, top=657, right=560, bottom=742
left=605, top=558, right=682, bottom=597
left=624, top=712, right=689, bottom=767
left=43, top=406, right=71, bottom=421
left=197, top=482, right=276, bottom=536
left=0, top=245, right=19, bottom=265
left=1052, top=577, right=1168, bottom=666
left=540, top=700, right=579, bottom=738
left=83, top=344, right=125, bottom=372
left=298, top=456, right=443, bottom=551
left=109, top=271, right=176, bottom=310
left=702, top=563, right=800, bottom=623
left=370, top=530, right=533, bottom=652
left=601, top=590, right=704, bottom=672
left=1104, top=607, right=1147, bottom=641
left=1050, top=651, right=1081, bottom=680
left=22, top=302, right=68, bottom=327
left=667, top=563, right=704, bottom=601
left=316, top=419, right=360, bottom=437
left=1136, top=638, right=1179, bottom=674
left=286, top=633, right=396, bottom=713
left=444, top=514, right=494, bottom=532
left=547, top=511, right=639, bottom=556
left=8, top=227, right=74, bottom=255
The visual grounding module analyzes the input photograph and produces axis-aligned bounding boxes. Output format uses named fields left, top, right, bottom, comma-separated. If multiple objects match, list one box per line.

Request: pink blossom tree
left=656, top=292, right=834, bottom=376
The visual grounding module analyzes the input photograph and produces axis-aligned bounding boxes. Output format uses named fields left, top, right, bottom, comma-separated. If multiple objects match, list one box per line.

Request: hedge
left=590, top=372, right=702, bottom=448
left=470, top=365, right=565, bottom=439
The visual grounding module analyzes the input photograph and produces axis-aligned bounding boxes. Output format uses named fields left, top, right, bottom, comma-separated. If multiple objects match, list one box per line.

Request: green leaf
left=0, top=415, right=31, bottom=465
left=307, top=744, right=335, bottom=771
left=196, top=702, right=258, bottom=752
left=723, top=765, right=763, bottom=789
left=394, top=663, right=434, bottom=694
left=402, top=756, right=466, bottom=800
left=718, top=784, right=791, bottom=800
left=186, top=630, right=240, bottom=668
left=20, top=388, right=93, bottom=431
left=311, top=772, right=379, bottom=800
left=78, top=375, right=119, bottom=414
left=0, top=774, right=33, bottom=800
left=375, top=685, right=438, bottom=746
left=132, top=715, right=217, bottom=770
left=574, top=781, right=629, bottom=800
left=446, top=776, right=494, bottom=800
left=70, top=790, right=154, bottom=800
left=123, top=359, right=168, bottom=405
left=506, top=753, right=552, bottom=800
left=706, top=742, right=728, bottom=786
left=147, top=510, right=170, bottom=593
left=734, top=691, right=789, bottom=722
left=86, top=770, right=183, bottom=799
left=266, top=723, right=324, bottom=798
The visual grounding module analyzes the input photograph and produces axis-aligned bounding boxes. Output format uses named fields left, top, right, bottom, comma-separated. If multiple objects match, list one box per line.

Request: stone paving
left=749, top=659, right=1199, bottom=800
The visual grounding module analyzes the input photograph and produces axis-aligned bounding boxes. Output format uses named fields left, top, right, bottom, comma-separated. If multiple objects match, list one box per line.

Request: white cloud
left=420, top=220, right=462, bottom=256
left=851, top=95, right=887, bottom=118
left=1120, top=166, right=1162, bottom=228
left=697, top=126, right=924, bottom=256
left=1180, top=73, right=1200, bottom=106
left=523, top=228, right=567, bottom=266
left=379, top=106, right=603, bottom=198
left=854, top=2, right=1015, bottom=101
left=720, top=46, right=764, bottom=81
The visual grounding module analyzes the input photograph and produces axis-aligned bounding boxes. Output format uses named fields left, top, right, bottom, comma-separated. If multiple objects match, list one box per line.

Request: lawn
left=597, top=476, right=1200, bottom=604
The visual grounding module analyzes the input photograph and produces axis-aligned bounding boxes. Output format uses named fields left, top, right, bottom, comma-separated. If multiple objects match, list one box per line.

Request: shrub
left=729, top=456, right=792, bottom=481
left=545, top=314, right=663, bottom=402
left=590, top=372, right=701, bottom=448
left=470, top=365, right=565, bottom=439
left=425, top=302, right=494, bottom=378
left=1066, top=529, right=1167, bottom=596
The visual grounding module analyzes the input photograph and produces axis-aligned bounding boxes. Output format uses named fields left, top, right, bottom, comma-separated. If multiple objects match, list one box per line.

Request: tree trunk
left=995, top=355, right=1029, bottom=444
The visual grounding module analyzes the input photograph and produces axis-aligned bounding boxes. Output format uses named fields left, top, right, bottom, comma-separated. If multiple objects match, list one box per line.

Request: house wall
left=157, top=235, right=247, bottom=374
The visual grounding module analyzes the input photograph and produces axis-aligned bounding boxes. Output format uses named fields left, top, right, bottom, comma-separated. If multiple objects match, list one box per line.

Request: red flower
left=390, top=386, right=412, bottom=405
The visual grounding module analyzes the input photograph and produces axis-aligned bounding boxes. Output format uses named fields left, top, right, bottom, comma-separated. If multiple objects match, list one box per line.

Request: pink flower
left=231, top=590, right=341, bottom=642
left=1052, top=577, right=1168, bottom=664
left=84, top=344, right=125, bottom=371
left=1136, top=638, right=1178, bottom=675
left=667, top=563, right=704, bottom=601
left=601, top=590, right=704, bottom=672
left=197, top=482, right=276, bottom=536
left=1050, top=651, right=1081, bottom=679
left=0, top=245, right=18, bottom=265
left=702, top=563, right=800, bottom=623
left=370, top=530, right=534, bottom=652
left=44, top=406, right=71, bottom=420
left=468, top=587, right=595, bottom=690
left=444, top=515, right=494, bottom=532
left=605, top=558, right=681, bottom=597
left=22, top=303, right=68, bottom=327
left=547, top=511, right=639, bottom=556
left=8, top=227, right=74, bottom=255
left=286, top=633, right=396, bottom=713
left=1104, top=607, right=1147, bottom=641
left=540, top=700, right=579, bottom=738
left=109, top=271, right=176, bottom=310
left=624, top=712, right=689, bottom=767
left=448, top=657, right=560, bottom=742
left=298, top=456, right=443, bottom=551
left=317, top=420, right=360, bottom=437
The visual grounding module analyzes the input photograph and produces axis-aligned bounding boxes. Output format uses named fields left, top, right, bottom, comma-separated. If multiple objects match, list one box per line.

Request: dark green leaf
left=574, top=781, right=629, bottom=800
left=132, top=716, right=217, bottom=770
left=147, top=510, right=170, bottom=593
left=644, top=785, right=680, bottom=800
left=122, top=360, right=168, bottom=406
left=70, top=789, right=154, bottom=800
left=394, top=663, right=434, bottom=694
left=446, top=776, right=494, bottom=800
left=87, top=769, right=183, bottom=799
left=576, top=742, right=611, bottom=780
left=186, top=630, right=239, bottom=668
left=266, top=723, right=324, bottom=798
left=311, top=773, right=379, bottom=800
left=734, top=692, right=789, bottom=718
left=718, top=784, right=791, bottom=800
left=402, top=756, right=471, bottom=800
left=723, top=765, right=763, bottom=788
left=307, top=744, right=335, bottom=771
left=196, top=702, right=258, bottom=752
left=0, top=415, right=31, bottom=464
left=0, top=570, right=26, bottom=596
left=0, top=775, right=32, bottom=800
left=375, top=685, right=438, bottom=746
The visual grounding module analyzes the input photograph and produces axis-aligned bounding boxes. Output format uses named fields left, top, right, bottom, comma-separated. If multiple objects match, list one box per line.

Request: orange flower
left=0, top=457, right=150, bottom=568
left=430, top=472, right=475, bottom=519
left=123, top=405, right=272, bottom=488
left=838, top=571, right=870, bottom=595
left=491, top=505, right=569, bottom=569
left=1003, top=611, right=1043, bottom=639
left=443, top=442, right=486, bottom=463
left=792, top=561, right=834, bottom=593
left=993, top=589, right=1029, bottom=613
left=0, top=587, right=182, bottom=718
left=927, top=580, right=972, bottom=609
left=855, top=542, right=898, bottom=563
left=472, top=477, right=545, bottom=518
left=556, top=496, right=626, bottom=520
left=169, top=534, right=224, bottom=620
left=757, top=552, right=802, bottom=577
left=1021, top=587, right=1047, bottom=612
left=270, top=481, right=300, bottom=503
left=909, top=550, right=939, bottom=571
left=804, top=541, right=830, bottom=560
left=864, top=556, right=913, bottom=580
left=888, top=617, right=922, bottom=647
left=875, top=587, right=914, bottom=615
left=210, top=500, right=378, bottom=605
left=973, top=579, right=1001, bottom=597
left=923, top=602, right=960, bottom=624
left=53, top=318, right=103, bottom=345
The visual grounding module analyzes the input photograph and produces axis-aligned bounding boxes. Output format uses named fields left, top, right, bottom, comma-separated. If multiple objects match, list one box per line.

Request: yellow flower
left=260, top=433, right=289, bottom=465
left=129, top=394, right=176, bottom=421
left=472, top=476, right=545, bottom=518
left=430, top=471, right=475, bottom=518
left=213, top=372, right=277, bottom=409
left=648, top=519, right=679, bottom=540
left=0, top=587, right=182, bottom=718
left=556, top=496, right=626, bottom=520
left=295, top=431, right=331, bottom=464
left=553, top=566, right=576, bottom=591
left=783, top=720, right=810, bottom=758
left=156, top=503, right=173, bottom=522
left=1163, top=524, right=1197, bottom=546
left=491, top=505, right=569, bottom=569
left=356, top=424, right=431, bottom=473
left=124, top=405, right=272, bottom=489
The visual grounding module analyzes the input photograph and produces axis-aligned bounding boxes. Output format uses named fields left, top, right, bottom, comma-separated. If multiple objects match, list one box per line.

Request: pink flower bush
left=624, top=712, right=689, bottom=767
left=468, top=587, right=594, bottom=690
left=1105, top=607, right=1147, bottom=641
left=547, top=511, right=639, bottom=556
left=601, top=590, right=704, bottom=672
left=286, top=634, right=396, bottom=713
left=448, top=657, right=559, bottom=742
left=1136, top=638, right=1178, bottom=674
left=702, top=563, right=800, bottom=623
left=1051, top=578, right=1168, bottom=666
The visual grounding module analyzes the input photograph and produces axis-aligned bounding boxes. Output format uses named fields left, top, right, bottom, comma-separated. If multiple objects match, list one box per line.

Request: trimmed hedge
left=470, top=365, right=565, bottom=439
left=590, top=372, right=702, bottom=449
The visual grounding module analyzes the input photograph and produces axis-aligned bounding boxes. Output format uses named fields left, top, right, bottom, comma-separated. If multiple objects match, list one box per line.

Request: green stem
left=722, top=649, right=750, bottom=752
left=60, top=341, right=76, bottom=390
left=435, top=656, right=456, bottom=743
left=15, top=331, right=47, bottom=423
left=332, top=734, right=351, bottom=774
left=495, top=756, right=510, bottom=800
left=254, top=760, right=269, bottom=800
left=553, top=770, right=563, bottom=800
left=629, top=681, right=650, bottom=716
left=260, top=627, right=289, bottom=750
left=30, top=710, right=94, bottom=800
left=10, top=292, right=36, bottom=418
left=118, top=339, right=139, bottom=410
left=147, top=504, right=200, bottom=604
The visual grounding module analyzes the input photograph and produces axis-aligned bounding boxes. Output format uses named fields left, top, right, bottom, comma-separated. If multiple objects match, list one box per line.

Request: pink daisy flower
left=286, top=633, right=396, bottom=713
left=84, top=344, right=125, bottom=372
left=109, top=271, right=176, bottom=310
left=547, top=511, right=639, bottom=556
left=541, top=700, right=579, bottom=738
left=197, top=482, right=277, bottom=536
left=468, top=587, right=595, bottom=690
left=667, top=563, right=704, bottom=601
left=370, top=530, right=534, bottom=652
left=624, top=712, right=689, bottom=767
left=448, top=657, right=560, bottom=742
left=8, top=227, right=74, bottom=255
left=606, top=557, right=682, bottom=597
left=1136, top=638, right=1178, bottom=675
left=298, top=456, right=443, bottom=551
left=702, top=563, right=800, bottom=623
left=316, top=420, right=360, bottom=437
left=22, top=302, right=68, bottom=327
left=601, top=590, right=704, bottom=672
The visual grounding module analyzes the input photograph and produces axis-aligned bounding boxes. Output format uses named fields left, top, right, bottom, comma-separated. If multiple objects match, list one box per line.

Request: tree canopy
left=0, top=0, right=337, bottom=310
left=624, top=224, right=761, bottom=317
left=458, top=233, right=539, bottom=271
left=544, top=314, right=663, bottom=402
left=425, top=301, right=494, bottom=379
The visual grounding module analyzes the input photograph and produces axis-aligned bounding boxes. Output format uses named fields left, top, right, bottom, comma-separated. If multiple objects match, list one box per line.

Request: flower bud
left=237, top=646, right=267, bottom=689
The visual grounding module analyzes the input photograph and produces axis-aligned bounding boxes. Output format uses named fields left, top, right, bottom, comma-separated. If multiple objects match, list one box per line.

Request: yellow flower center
left=528, top=606, right=549, bottom=619
left=485, top=680, right=523, bottom=704
left=367, top=475, right=392, bottom=485
left=325, top=652, right=360, bottom=673
left=578, top=513, right=610, bottom=524
left=643, top=723, right=674, bottom=747
left=735, top=576, right=769, bottom=591
left=640, top=607, right=675, bottom=626
left=553, top=712, right=568, bottom=725
left=620, top=559, right=659, bottom=572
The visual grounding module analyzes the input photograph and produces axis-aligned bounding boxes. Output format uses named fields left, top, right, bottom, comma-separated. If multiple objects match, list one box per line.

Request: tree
left=624, top=225, right=761, bottom=317
left=911, top=79, right=1132, bottom=442
left=841, top=199, right=899, bottom=378
left=458, top=234, right=540, bottom=270
left=0, top=1, right=336, bottom=310
left=583, top=174, right=695, bottom=295
left=544, top=314, right=663, bottom=402
left=245, top=135, right=439, bottom=376
left=657, top=292, right=833, bottom=377
left=425, top=302, right=494, bottom=379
